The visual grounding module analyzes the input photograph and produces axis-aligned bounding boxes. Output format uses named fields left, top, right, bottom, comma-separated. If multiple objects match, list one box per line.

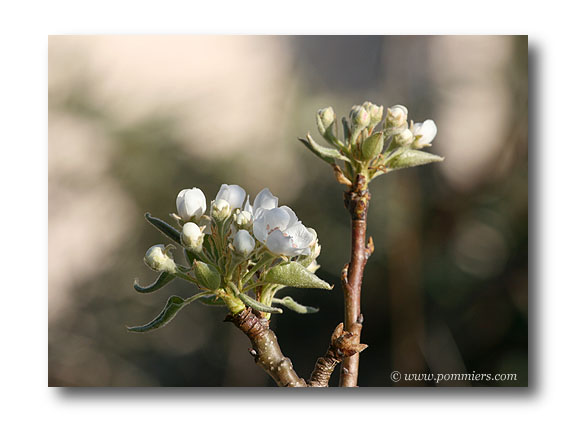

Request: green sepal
left=193, top=260, right=222, bottom=291
left=127, top=293, right=208, bottom=333
left=264, top=262, right=332, bottom=290
left=239, top=293, right=283, bottom=314
left=385, top=149, right=444, bottom=171
left=198, top=295, right=227, bottom=307
left=133, top=272, right=176, bottom=294
left=145, top=213, right=182, bottom=245
left=272, top=296, right=319, bottom=314
left=360, top=131, right=384, bottom=161
left=298, top=133, right=350, bottom=165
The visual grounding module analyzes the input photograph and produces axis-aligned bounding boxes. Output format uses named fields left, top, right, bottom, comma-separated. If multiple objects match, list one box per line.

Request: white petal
left=284, top=223, right=315, bottom=249
left=279, top=206, right=299, bottom=228
left=177, top=188, right=206, bottom=220
left=215, top=184, right=246, bottom=210
left=244, top=194, right=253, bottom=214
left=266, top=230, right=299, bottom=256
left=253, top=188, right=278, bottom=212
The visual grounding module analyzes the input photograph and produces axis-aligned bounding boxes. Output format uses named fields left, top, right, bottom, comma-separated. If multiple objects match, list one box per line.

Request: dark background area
left=49, top=35, right=528, bottom=386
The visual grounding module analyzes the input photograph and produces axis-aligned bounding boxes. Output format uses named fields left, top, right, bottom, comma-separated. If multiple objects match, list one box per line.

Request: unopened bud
left=176, top=188, right=206, bottom=222
left=233, top=229, right=256, bottom=257
left=360, top=131, right=384, bottom=161
left=362, top=101, right=384, bottom=126
left=144, top=244, right=178, bottom=274
left=350, top=105, right=370, bottom=130
left=234, top=210, right=253, bottom=230
left=395, top=128, right=414, bottom=146
left=181, top=222, right=204, bottom=253
left=385, top=105, right=408, bottom=128
left=316, top=107, right=335, bottom=135
left=211, top=199, right=231, bottom=221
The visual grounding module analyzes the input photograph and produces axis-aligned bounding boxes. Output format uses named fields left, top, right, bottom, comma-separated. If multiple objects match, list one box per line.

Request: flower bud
left=215, top=184, right=246, bottom=210
left=362, top=101, right=384, bottom=126
left=176, top=188, right=206, bottom=222
left=316, top=107, right=335, bottom=135
left=385, top=105, right=408, bottom=128
left=234, top=210, right=253, bottom=230
left=233, top=229, right=256, bottom=257
left=411, top=119, right=437, bottom=148
left=349, top=105, right=370, bottom=130
left=395, top=128, right=414, bottom=146
left=181, top=222, right=204, bottom=253
left=144, top=244, right=178, bottom=274
left=211, top=199, right=231, bottom=221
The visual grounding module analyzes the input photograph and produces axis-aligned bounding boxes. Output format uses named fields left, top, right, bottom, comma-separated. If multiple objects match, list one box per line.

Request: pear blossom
left=215, top=184, right=246, bottom=210
left=144, top=244, right=178, bottom=274
left=253, top=206, right=315, bottom=257
left=181, top=222, right=204, bottom=253
left=233, top=229, right=256, bottom=257
left=176, top=188, right=206, bottom=222
left=350, top=105, right=370, bottom=129
left=234, top=210, right=253, bottom=229
left=411, top=119, right=437, bottom=148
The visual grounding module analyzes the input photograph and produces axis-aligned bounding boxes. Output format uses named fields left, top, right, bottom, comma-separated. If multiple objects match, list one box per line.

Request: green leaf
left=127, top=294, right=207, bottom=333
left=272, top=296, right=319, bottom=314
left=239, top=293, right=283, bottom=314
left=145, top=213, right=182, bottom=245
left=133, top=272, right=176, bottom=294
left=360, top=132, right=384, bottom=161
left=198, top=295, right=227, bottom=307
left=264, top=262, right=333, bottom=290
left=385, top=149, right=444, bottom=171
left=298, top=133, right=350, bottom=165
left=193, top=260, right=222, bottom=290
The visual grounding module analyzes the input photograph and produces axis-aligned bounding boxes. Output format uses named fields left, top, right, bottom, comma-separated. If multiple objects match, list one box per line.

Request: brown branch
left=225, top=308, right=308, bottom=387
left=339, top=174, right=372, bottom=387
left=308, top=323, right=368, bottom=387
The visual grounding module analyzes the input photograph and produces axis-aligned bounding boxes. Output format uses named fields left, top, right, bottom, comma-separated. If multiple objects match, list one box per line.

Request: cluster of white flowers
left=384, top=104, right=437, bottom=148
left=174, top=184, right=319, bottom=259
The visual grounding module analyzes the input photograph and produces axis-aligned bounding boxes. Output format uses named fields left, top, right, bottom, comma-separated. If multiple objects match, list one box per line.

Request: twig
left=308, top=323, right=368, bottom=387
left=339, top=174, right=372, bottom=387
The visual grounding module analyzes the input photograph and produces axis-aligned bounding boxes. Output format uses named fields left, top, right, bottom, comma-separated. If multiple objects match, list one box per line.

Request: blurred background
left=48, top=35, right=528, bottom=387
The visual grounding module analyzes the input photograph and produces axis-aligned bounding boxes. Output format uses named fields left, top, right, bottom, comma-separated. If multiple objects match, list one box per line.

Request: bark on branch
left=225, top=308, right=308, bottom=387
left=226, top=308, right=367, bottom=387
left=339, top=174, right=372, bottom=387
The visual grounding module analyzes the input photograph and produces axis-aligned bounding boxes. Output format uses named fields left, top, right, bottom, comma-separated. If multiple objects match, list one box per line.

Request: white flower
left=181, top=222, right=204, bottom=253
left=144, top=244, right=178, bottom=273
left=385, top=105, right=408, bottom=128
left=211, top=198, right=231, bottom=221
left=176, top=188, right=206, bottom=222
left=411, top=119, right=437, bottom=148
left=233, top=229, right=256, bottom=257
left=253, top=206, right=315, bottom=257
left=215, top=184, right=246, bottom=210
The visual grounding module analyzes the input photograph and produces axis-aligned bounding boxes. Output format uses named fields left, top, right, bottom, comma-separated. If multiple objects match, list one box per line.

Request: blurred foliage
left=49, top=36, right=528, bottom=386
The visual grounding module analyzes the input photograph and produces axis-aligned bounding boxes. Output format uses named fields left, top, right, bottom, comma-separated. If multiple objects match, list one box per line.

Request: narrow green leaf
left=298, top=134, right=351, bottom=165
left=193, top=260, right=222, bottom=290
left=198, top=295, right=227, bottom=307
left=145, top=213, right=182, bottom=245
left=273, top=296, right=319, bottom=314
left=127, top=295, right=186, bottom=332
left=239, top=293, right=283, bottom=314
left=385, top=149, right=444, bottom=171
left=264, top=262, right=333, bottom=290
left=133, top=272, right=176, bottom=294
